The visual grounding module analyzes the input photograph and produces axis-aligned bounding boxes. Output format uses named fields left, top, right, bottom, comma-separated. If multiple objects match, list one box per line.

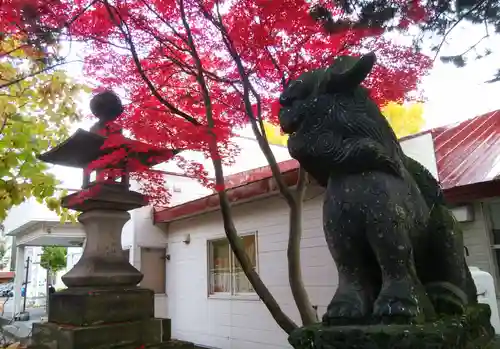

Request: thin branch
left=0, top=60, right=82, bottom=89
left=102, top=0, right=201, bottom=126
left=138, top=0, right=190, bottom=45
left=64, top=0, right=100, bottom=28
left=460, top=34, right=489, bottom=57
left=432, top=1, right=486, bottom=61
left=265, top=47, right=286, bottom=88
left=68, top=34, right=131, bottom=50
left=128, top=13, right=191, bottom=54
left=0, top=44, right=30, bottom=58
left=0, top=114, right=9, bottom=135
left=128, top=12, right=241, bottom=86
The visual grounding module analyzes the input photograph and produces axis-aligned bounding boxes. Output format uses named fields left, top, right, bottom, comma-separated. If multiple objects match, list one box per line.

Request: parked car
left=0, top=283, right=13, bottom=297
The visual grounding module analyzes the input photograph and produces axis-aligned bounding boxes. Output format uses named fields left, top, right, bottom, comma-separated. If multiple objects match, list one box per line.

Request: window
left=208, top=234, right=257, bottom=295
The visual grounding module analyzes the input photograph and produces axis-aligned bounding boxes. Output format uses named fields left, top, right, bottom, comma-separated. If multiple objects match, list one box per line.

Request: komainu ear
left=323, top=52, right=376, bottom=93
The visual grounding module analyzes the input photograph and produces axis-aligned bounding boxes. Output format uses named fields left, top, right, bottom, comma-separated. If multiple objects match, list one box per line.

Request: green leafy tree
left=0, top=35, right=89, bottom=222
left=40, top=246, right=67, bottom=283
left=0, top=238, right=7, bottom=270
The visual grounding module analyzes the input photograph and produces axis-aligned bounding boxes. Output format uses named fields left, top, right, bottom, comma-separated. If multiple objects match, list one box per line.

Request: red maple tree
left=1, top=0, right=431, bottom=201
left=1, top=0, right=432, bottom=332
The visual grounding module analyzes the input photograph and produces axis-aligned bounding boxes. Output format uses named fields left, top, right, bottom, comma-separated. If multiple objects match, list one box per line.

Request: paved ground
left=0, top=298, right=45, bottom=341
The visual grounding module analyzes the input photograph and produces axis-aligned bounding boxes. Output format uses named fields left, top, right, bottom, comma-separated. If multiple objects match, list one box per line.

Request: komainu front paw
left=426, top=282, right=467, bottom=315
left=322, top=288, right=371, bottom=326
left=373, top=279, right=423, bottom=324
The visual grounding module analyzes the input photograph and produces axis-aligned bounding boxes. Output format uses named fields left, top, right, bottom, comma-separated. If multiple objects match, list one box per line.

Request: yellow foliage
left=381, top=102, right=425, bottom=139
left=263, top=121, right=288, bottom=147
left=0, top=34, right=86, bottom=223
left=264, top=101, right=424, bottom=147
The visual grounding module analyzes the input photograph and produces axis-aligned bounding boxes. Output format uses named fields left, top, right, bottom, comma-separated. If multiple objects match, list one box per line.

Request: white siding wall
left=400, top=132, right=440, bottom=180
left=163, top=197, right=499, bottom=349
left=463, top=202, right=496, bottom=278
left=3, top=197, right=60, bottom=234
left=166, top=193, right=334, bottom=349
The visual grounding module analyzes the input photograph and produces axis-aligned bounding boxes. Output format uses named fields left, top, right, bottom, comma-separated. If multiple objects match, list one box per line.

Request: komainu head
left=278, top=53, right=405, bottom=186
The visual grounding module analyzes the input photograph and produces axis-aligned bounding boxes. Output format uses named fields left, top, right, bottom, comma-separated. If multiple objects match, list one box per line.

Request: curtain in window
left=210, top=240, right=231, bottom=293
left=233, top=236, right=255, bottom=293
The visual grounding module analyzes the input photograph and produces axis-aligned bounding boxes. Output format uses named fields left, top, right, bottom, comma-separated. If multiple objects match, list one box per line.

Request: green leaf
left=0, top=34, right=86, bottom=222
left=40, top=246, right=67, bottom=273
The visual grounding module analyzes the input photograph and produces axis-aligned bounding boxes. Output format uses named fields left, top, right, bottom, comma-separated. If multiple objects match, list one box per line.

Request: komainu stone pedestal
left=289, top=304, right=495, bottom=349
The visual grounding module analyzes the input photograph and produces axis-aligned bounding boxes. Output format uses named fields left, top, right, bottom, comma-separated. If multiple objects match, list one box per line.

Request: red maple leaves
left=1, top=0, right=432, bottom=204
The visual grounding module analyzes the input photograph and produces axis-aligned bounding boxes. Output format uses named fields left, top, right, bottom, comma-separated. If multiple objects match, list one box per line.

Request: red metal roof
left=431, top=110, right=500, bottom=189
left=156, top=169, right=300, bottom=222
left=155, top=110, right=500, bottom=223
left=223, top=159, right=299, bottom=189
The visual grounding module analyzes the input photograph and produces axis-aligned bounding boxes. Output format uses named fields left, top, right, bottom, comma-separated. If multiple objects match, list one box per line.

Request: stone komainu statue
left=278, top=52, right=477, bottom=325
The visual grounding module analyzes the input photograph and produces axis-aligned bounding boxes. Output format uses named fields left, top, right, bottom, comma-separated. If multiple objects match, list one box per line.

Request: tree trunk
left=288, top=167, right=318, bottom=325
left=215, top=178, right=298, bottom=334
left=176, top=1, right=297, bottom=332
left=244, top=113, right=318, bottom=326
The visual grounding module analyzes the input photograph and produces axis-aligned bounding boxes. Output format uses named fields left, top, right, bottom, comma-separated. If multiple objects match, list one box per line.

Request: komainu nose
left=279, top=112, right=302, bottom=134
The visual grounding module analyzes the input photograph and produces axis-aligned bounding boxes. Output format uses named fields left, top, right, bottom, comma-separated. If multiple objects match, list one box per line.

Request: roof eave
left=154, top=168, right=300, bottom=224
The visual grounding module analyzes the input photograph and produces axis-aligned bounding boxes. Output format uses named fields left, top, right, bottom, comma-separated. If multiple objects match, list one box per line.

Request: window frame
left=206, top=231, right=259, bottom=298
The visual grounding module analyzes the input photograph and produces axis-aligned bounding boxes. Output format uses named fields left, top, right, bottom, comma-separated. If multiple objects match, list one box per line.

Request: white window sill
left=208, top=293, right=260, bottom=301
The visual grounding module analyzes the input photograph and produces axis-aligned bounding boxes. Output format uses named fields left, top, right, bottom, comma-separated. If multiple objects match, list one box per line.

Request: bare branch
left=0, top=44, right=30, bottom=58
left=432, top=1, right=486, bottom=62
left=265, top=47, right=286, bottom=88
left=65, top=0, right=100, bottom=28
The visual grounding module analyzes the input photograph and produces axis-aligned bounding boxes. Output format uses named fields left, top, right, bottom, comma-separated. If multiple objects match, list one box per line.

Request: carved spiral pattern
left=281, top=86, right=405, bottom=187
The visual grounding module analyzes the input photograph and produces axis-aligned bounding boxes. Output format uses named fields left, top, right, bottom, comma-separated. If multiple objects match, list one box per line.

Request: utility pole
left=22, top=256, right=29, bottom=313
left=17, top=256, right=31, bottom=321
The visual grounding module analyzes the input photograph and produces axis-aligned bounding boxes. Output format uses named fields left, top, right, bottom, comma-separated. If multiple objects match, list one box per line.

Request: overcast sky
left=419, top=22, right=500, bottom=128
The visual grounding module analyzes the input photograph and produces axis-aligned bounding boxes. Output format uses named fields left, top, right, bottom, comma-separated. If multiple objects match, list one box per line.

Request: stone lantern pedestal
left=30, top=184, right=193, bottom=349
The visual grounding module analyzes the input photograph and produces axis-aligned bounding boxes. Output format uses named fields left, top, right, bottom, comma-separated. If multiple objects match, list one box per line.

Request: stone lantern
left=29, top=91, right=192, bottom=349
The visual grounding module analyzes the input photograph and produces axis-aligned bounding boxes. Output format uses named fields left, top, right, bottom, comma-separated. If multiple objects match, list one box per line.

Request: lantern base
left=30, top=316, right=192, bottom=349
left=48, top=287, right=154, bottom=326
left=29, top=286, right=195, bottom=349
